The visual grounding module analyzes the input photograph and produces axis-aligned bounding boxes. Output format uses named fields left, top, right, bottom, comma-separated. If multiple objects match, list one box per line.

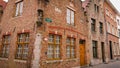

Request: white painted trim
left=14, top=59, right=27, bottom=63
left=45, top=60, right=63, bottom=64
left=65, top=58, right=78, bottom=61
left=0, top=58, right=8, bottom=61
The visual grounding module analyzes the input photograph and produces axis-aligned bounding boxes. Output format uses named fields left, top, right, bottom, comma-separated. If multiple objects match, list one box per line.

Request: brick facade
left=104, top=0, right=119, bottom=61
left=82, top=0, right=107, bottom=65
left=0, top=0, right=120, bottom=68
left=0, top=0, right=87, bottom=68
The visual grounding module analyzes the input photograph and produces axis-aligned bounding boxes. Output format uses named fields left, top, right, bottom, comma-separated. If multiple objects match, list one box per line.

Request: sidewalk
left=84, top=61, right=120, bottom=68
left=73, top=60, right=120, bottom=68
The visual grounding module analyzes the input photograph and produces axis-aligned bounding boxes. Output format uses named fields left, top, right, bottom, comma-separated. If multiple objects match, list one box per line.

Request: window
left=66, top=8, right=75, bottom=25
left=117, top=43, right=119, bottom=55
left=94, top=4, right=96, bottom=12
left=92, top=40, right=98, bottom=58
left=47, top=34, right=61, bottom=60
left=97, top=6, right=99, bottom=13
left=91, top=18, right=96, bottom=32
left=66, top=37, right=75, bottom=59
left=117, top=19, right=120, bottom=25
left=107, top=22, right=110, bottom=33
left=114, top=42, right=117, bottom=55
left=15, top=0, right=23, bottom=16
left=114, top=27, right=118, bottom=36
left=15, top=33, right=29, bottom=60
left=112, top=25, right=114, bottom=35
left=0, top=35, right=10, bottom=58
left=99, top=22, right=103, bottom=34
left=119, top=43, right=120, bottom=55
left=119, top=29, right=120, bottom=38
left=94, top=4, right=99, bottom=13
left=106, top=8, right=109, bottom=16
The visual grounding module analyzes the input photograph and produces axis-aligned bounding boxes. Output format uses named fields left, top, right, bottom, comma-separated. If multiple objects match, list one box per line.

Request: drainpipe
left=31, top=0, right=43, bottom=68
left=32, top=33, right=42, bottom=68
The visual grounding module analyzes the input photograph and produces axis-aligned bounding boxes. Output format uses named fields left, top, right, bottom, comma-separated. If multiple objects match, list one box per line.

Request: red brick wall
left=104, top=1, right=119, bottom=60
left=0, top=0, right=87, bottom=68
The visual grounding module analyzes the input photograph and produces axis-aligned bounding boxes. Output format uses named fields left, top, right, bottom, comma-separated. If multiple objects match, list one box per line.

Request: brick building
left=0, top=0, right=7, bottom=39
left=104, top=0, right=119, bottom=61
left=82, top=0, right=107, bottom=65
left=116, top=14, right=120, bottom=59
left=0, top=0, right=87, bottom=68
left=0, top=0, right=7, bottom=21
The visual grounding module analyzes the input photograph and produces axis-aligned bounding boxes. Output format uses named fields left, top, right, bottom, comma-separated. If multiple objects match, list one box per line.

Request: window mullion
left=5, top=44, right=7, bottom=58
left=21, top=34, right=24, bottom=60
left=70, top=39, right=72, bottom=58
left=53, top=35, right=56, bottom=59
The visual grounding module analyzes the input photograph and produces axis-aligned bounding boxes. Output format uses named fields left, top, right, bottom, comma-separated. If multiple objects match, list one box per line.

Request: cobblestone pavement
left=85, top=61, right=120, bottom=68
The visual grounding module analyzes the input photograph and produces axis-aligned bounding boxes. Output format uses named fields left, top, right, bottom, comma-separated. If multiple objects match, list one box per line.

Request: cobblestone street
left=85, top=61, right=120, bottom=68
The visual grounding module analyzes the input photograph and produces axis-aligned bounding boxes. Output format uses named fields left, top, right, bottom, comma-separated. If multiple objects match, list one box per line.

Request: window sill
left=65, top=58, right=78, bottom=61
left=45, top=60, right=63, bottom=64
left=67, top=23, right=75, bottom=26
left=91, top=31, right=96, bottom=33
left=11, top=15, right=23, bottom=20
left=93, top=58, right=99, bottom=60
left=0, top=58, right=8, bottom=61
left=66, top=24, right=77, bottom=29
left=14, top=59, right=27, bottom=63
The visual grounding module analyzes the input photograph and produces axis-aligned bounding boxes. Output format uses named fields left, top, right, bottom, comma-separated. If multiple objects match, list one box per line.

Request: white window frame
left=15, top=0, right=23, bottom=16
left=66, top=8, right=75, bottom=25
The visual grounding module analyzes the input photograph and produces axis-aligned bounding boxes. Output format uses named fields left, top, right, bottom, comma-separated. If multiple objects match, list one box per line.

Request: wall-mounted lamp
left=36, top=9, right=43, bottom=27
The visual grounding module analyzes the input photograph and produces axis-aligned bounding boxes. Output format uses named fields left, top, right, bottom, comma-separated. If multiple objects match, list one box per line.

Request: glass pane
left=67, top=9, right=71, bottom=24
left=55, top=45, right=60, bottom=59
left=19, top=2, right=23, bottom=15
left=18, top=34, right=23, bottom=43
left=49, top=35, right=54, bottom=43
left=66, top=38, right=70, bottom=45
left=2, top=45, right=6, bottom=57
left=5, top=45, right=9, bottom=57
left=71, top=47, right=75, bottom=58
left=47, top=45, right=53, bottom=59
left=71, top=11, right=74, bottom=25
left=66, top=46, right=70, bottom=58
left=56, top=36, right=60, bottom=44
left=23, top=44, right=28, bottom=59
left=4, top=36, right=7, bottom=44
left=71, top=38, right=75, bottom=45
left=7, top=36, right=10, bottom=43
left=16, top=44, right=22, bottom=58
left=25, top=34, right=29, bottom=43
left=15, top=3, right=20, bottom=16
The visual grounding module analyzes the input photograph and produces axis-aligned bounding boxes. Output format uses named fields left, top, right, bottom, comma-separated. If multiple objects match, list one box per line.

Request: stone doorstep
left=72, top=66, right=80, bottom=68
left=72, top=65, right=88, bottom=68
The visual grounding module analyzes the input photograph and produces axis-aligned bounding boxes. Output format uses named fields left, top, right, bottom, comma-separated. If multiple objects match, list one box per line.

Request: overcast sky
left=3, top=0, right=120, bottom=13
left=110, top=0, right=120, bottom=13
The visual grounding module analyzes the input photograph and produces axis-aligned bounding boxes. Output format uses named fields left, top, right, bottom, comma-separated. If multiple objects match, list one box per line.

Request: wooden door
left=80, top=43, right=86, bottom=66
